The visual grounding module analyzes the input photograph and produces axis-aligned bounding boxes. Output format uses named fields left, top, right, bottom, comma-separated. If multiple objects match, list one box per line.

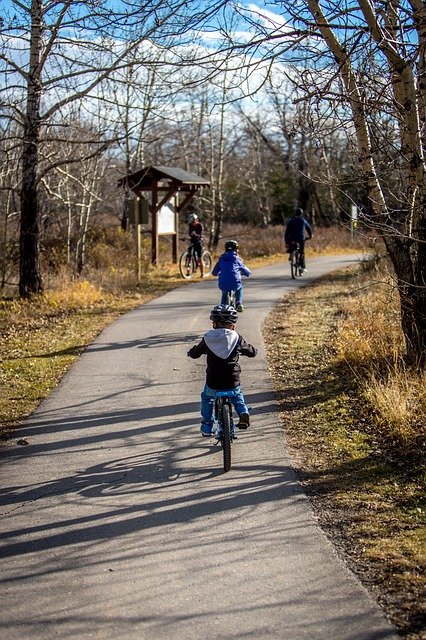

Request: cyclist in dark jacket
left=187, top=212, right=204, bottom=277
left=188, top=304, right=257, bottom=436
left=284, top=208, right=313, bottom=270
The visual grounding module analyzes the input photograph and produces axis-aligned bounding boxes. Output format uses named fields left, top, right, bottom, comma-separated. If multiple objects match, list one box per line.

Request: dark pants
left=298, top=240, right=306, bottom=268
left=287, top=239, right=306, bottom=268
left=191, top=241, right=202, bottom=260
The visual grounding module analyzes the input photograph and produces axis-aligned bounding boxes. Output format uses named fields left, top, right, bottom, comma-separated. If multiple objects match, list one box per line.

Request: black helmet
left=210, top=304, right=238, bottom=325
left=225, top=239, right=238, bottom=251
left=295, top=207, right=304, bottom=216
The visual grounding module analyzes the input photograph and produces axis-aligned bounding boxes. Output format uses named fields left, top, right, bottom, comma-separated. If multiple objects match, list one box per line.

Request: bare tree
left=224, top=0, right=425, bottom=368
left=0, top=123, right=20, bottom=291
left=41, top=122, right=108, bottom=275
left=0, top=0, right=226, bottom=296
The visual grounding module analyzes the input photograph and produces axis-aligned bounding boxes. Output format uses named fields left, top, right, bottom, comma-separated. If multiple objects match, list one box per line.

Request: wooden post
left=135, top=223, right=141, bottom=282
left=173, top=195, right=179, bottom=263
left=151, top=181, right=158, bottom=265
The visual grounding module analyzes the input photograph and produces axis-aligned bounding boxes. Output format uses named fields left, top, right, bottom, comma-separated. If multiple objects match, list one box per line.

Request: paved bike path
left=0, top=255, right=398, bottom=640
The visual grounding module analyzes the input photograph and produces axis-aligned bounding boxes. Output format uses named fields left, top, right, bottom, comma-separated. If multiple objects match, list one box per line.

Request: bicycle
left=213, top=390, right=237, bottom=473
left=288, top=241, right=304, bottom=279
left=179, top=243, right=212, bottom=279
left=224, top=290, right=236, bottom=307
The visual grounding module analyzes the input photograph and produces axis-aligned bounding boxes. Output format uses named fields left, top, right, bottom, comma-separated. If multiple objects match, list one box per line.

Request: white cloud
left=244, top=3, right=292, bottom=35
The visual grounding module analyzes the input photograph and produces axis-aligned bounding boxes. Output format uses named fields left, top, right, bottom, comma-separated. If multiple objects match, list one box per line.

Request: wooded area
left=0, top=0, right=424, bottom=368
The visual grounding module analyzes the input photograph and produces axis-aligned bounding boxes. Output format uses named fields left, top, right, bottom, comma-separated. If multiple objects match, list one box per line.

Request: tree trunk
left=306, top=0, right=426, bottom=369
left=19, top=0, right=43, bottom=297
left=383, top=232, right=426, bottom=370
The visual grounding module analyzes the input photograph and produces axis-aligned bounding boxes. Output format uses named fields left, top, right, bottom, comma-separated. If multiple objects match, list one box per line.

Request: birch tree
left=228, top=0, right=425, bottom=368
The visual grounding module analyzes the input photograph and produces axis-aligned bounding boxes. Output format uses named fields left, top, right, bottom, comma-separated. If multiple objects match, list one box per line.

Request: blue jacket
left=284, top=216, right=312, bottom=243
left=211, top=251, right=251, bottom=292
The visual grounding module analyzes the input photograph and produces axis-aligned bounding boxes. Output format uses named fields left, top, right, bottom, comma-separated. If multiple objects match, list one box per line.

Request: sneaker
left=200, top=424, right=213, bottom=437
left=236, top=304, right=244, bottom=312
left=237, top=413, right=250, bottom=429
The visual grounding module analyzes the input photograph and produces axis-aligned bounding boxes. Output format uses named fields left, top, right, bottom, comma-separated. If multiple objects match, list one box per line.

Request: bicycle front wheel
left=201, top=250, right=212, bottom=276
left=179, top=251, right=195, bottom=279
left=221, top=403, right=232, bottom=473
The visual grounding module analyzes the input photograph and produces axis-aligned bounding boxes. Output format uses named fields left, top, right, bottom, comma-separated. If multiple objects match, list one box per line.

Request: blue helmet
left=210, top=304, right=238, bottom=325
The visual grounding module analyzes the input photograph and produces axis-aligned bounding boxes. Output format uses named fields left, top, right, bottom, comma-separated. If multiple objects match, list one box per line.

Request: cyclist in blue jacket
left=211, top=240, right=251, bottom=312
left=284, top=208, right=313, bottom=271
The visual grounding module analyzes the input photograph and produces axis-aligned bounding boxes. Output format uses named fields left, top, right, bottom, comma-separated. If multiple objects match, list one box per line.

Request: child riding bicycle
left=187, top=304, right=257, bottom=437
left=211, top=240, right=251, bottom=312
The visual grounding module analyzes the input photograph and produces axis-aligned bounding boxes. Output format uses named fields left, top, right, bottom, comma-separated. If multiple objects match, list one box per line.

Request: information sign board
left=158, top=202, right=176, bottom=234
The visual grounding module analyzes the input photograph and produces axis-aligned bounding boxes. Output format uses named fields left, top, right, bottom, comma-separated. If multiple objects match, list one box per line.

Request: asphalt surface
left=0, top=255, right=399, bottom=640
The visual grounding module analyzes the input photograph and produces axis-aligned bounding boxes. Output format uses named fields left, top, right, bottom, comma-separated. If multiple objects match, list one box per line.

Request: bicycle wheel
left=179, top=251, right=195, bottom=279
left=226, top=290, right=236, bottom=307
left=201, top=250, right=212, bottom=276
left=221, top=403, right=232, bottom=473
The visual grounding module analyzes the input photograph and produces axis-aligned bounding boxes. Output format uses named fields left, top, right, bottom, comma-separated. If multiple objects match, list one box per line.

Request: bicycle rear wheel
left=201, top=250, right=212, bottom=276
left=221, top=403, right=232, bottom=473
left=179, top=251, right=195, bottom=279
left=226, top=290, right=236, bottom=307
left=290, top=252, right=298, bottom=279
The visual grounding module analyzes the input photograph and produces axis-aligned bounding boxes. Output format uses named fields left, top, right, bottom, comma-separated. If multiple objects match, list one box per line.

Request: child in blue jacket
left=211, top=240, right=251, bottom=312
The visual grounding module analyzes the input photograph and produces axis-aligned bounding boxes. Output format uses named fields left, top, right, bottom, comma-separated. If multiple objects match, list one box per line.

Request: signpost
left=126, top=197, right=149, bottom=282
left=350, top=204, right=358, bottom=240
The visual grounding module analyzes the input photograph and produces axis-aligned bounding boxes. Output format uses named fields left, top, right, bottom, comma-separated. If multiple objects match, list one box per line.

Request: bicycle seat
left=215, top=389, right=238, bottom=398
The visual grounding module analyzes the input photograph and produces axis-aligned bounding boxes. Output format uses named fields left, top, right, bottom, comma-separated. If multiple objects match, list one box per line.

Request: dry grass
left=210, top=222, right=368, bottom=258
left=363, top=372, right=426, bottom=445
left=335, top=272, right=403, bottom=367
left=333, top=259, right=425, bottom=450
left=263, top=262, right=425, bottom=639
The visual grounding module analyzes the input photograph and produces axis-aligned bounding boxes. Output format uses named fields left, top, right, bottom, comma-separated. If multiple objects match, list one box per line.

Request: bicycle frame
left=187, top=243, right=197, bottom=263
left=224, top=290, right=236, bottom=307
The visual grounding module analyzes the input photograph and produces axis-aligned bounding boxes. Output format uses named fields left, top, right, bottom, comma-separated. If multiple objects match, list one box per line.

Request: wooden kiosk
left=118, top=166, right=210, bottom=266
